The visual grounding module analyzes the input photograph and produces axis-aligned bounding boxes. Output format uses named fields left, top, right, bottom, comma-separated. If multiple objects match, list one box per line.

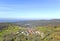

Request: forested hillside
left=0, top=23, right=60, bottom=41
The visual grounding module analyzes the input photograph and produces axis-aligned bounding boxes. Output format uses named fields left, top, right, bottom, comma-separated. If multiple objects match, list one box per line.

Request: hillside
left=0, top=19, right=60, bottom=41
left=0, top=24, right=60, bottom=41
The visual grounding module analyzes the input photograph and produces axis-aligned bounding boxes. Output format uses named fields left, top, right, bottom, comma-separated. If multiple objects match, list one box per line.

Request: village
left=16, top=28, right=44, bottom=38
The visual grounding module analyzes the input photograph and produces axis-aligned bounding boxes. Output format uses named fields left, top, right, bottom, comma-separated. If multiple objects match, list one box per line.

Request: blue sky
left=0, top=0, right=60, bottom=20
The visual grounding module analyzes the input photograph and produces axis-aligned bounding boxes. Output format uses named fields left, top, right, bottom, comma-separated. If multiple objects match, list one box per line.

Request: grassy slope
left=0, top=25, right=21, bottom=41
left=0, top=25, right=60, bottom=41
left=35, top=26, right=60, bottom=41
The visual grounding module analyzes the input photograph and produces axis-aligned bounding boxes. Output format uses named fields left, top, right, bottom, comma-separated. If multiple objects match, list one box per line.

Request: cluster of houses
left=16, top=28, right=44, bottom=38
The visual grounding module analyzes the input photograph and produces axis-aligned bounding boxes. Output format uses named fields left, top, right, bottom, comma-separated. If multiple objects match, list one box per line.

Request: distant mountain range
left=0, top=19, right=60, bottom=26
left=15, top=19, right=60, bottom=26
left=0, top=19, right=60, bottom=22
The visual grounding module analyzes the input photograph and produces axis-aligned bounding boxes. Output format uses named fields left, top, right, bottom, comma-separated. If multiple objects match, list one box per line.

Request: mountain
left=14, top=19, right=60, bottom=27
left=0, top=19, right=60, bottom=26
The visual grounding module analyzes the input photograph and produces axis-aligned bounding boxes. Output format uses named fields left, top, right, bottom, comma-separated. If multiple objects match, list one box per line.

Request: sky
left=0, top=0, right=60, bottom=20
